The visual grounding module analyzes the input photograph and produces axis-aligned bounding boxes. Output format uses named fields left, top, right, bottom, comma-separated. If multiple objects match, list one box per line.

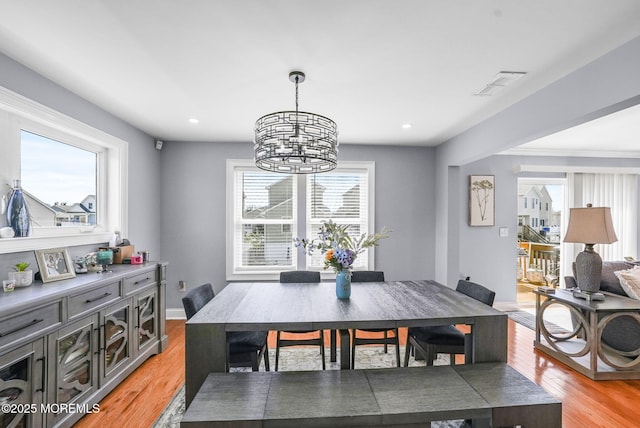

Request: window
left=229, top=165, right=296, bottom=275
left=524, top=198, right=527, bottom=209
left=305, top=170, right=371, bottom=271
left=0, top=86, right=127, bottom=253
left=227, top=160, right=374, bottom=280
left=21, top=130, right=98, bottom=228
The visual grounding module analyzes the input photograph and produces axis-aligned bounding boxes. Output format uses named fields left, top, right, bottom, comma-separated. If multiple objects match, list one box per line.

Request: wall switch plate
left=178, top=280, right=186, bottom=292
left=499, top=227, right=509, bottom=237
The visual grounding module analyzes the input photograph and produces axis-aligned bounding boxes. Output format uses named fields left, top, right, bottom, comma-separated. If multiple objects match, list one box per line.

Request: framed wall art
left=35, top=247, right=76, bottom=283
left=469, top=175, right=495, bottom=227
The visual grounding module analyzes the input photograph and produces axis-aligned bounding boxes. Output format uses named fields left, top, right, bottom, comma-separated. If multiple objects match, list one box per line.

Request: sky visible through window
left=20, top=130, right=96, bottom=205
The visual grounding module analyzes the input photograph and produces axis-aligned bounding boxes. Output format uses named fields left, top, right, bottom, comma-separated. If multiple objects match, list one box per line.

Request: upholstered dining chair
left=404, top=279, right=495, bottom=367
left=182, top=283, right=269, bottom=371
left=276, top=271, right=325, bottom=370
left=349, top=271, right=401, bottom=368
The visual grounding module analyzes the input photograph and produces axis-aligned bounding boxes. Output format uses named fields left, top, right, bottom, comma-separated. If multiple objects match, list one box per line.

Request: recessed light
left=188, top=118, right=199, bottom=124
left=401, top=123, right=412, bottom=129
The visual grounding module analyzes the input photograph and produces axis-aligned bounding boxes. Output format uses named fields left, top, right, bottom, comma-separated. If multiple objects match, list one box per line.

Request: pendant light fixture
left=254, top=71, right=338, bottom=173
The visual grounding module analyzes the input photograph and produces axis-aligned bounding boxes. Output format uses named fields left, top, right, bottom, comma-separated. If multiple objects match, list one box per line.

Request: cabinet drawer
left=68, top=281, right=121, bottom=319
left=0, top=302, right=61, bottom=350
left=123, top=271, right=157, bottom=295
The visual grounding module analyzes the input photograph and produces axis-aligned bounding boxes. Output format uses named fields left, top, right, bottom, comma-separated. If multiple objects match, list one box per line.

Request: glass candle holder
left=96, top=250, right=114, bottom=273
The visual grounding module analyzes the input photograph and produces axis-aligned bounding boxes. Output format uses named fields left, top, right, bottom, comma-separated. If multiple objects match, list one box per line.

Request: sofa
left=564, top=261, right=640, bottom=356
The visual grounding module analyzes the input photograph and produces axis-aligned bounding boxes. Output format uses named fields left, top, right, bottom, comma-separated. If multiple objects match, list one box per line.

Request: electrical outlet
left=178, top=280, right=186, bottom=292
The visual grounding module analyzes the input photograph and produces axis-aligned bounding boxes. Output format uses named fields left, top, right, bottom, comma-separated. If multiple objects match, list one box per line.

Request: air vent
left=474, top=71, right=527, bottom=96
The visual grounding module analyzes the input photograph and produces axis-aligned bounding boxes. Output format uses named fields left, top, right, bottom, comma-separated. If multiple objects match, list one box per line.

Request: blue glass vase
left=7, top=179, right=30, bottom=237
left=336, top=270, right=351, bottom=299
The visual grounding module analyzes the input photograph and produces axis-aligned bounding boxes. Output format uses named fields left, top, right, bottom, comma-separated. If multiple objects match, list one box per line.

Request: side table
left=534, top=288, right=640, bottom=380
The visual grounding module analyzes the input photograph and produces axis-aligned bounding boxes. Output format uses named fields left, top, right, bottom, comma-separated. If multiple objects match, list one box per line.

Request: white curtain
left=562, top=173, right=638, bottom=270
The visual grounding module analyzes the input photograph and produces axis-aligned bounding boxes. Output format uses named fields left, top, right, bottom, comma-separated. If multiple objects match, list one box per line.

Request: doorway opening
left=517, top=178, right=565, bottom=305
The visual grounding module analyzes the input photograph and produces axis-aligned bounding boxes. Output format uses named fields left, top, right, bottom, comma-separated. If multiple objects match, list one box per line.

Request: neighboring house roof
left=23, top=190, right=57, bottom=214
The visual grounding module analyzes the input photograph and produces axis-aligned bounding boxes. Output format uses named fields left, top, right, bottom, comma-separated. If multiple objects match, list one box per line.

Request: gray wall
left=435, top=36, right=640, bottom=291
left=458, top=155, right=640, bottom=303
left=0, top=52, right=162, bottom=272
left=159, top=141, right=436, bottom=308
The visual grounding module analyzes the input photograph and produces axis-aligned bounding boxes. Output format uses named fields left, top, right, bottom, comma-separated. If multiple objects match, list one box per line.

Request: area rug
left=152, top=347, right=467, bottom=427
left=506, top=310, right=568, bottom=334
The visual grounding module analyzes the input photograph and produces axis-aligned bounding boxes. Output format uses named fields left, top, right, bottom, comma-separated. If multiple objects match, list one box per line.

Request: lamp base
left=572, top=289, right=605, bottom=301
left=575, top=244, right=603, bottom=293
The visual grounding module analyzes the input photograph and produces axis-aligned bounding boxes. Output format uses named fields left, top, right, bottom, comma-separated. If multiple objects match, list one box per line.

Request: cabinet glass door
left=137, top=290, right=157, bottom=350
left=1, top=357, right=30, bottom=428
left=57, top=325, right=92, bottom=404
left=104, top=306, right=129, bottom=374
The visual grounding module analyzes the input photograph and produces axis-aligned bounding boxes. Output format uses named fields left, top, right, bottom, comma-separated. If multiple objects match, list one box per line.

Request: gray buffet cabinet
left=0, top=262, right=168, bottom=428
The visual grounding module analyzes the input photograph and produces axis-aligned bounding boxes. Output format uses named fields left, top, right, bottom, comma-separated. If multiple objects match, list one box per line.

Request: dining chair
left=182, top=283, right=269, bottom=371
left=349, top=271, right=401, bottom=368
left=276, top=271, right=326, bottom=370
left=404, top=279, right=495, bottom=367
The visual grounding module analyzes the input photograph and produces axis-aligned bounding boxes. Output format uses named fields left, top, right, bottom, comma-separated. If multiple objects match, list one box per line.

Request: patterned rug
left=152, top=347, right=467, bottom=427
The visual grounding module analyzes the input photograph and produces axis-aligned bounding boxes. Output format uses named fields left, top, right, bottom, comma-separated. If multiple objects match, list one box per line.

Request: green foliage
left=14, top=261, right=30, bottom=271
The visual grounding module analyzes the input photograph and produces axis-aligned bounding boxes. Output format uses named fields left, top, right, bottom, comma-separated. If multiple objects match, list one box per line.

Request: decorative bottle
left=7, top=179, right=30, bottom=237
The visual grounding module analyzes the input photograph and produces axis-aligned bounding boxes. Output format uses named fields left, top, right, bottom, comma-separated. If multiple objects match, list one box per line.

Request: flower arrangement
left=294, top=221, right=390, bottom=273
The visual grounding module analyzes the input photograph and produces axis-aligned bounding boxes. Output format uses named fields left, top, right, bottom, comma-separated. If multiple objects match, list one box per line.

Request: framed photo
left=469, top=175, right=495, bottom=227
left=35, top=247, right=76, bottom=283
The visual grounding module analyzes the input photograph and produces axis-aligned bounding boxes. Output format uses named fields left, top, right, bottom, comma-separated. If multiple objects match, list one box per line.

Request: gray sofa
left=564, top=261, right=640, bottom=356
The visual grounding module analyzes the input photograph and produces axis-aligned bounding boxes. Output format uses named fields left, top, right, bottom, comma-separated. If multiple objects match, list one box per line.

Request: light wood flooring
left=75, top=319, right=640, bottom=428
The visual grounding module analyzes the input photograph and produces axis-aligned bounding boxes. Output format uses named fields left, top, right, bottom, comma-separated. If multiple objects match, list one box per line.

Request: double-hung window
left=227, top=160, right=374, bottom=280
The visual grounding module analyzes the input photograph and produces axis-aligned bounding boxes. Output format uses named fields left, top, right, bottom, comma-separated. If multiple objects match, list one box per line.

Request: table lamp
left=563, top=204, right=617, bottom=300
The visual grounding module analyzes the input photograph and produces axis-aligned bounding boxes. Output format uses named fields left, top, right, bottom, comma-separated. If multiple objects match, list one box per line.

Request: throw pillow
left=614, top=266, right=640, bottom=300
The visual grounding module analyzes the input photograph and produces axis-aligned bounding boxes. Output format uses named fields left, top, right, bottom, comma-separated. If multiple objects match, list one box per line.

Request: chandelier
left=254, top=71, right=338, bottom=173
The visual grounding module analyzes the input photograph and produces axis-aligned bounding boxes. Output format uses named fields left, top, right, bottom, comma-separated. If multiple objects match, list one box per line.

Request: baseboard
left=167, top=307, right=187, bottom=319
left=494, top=300, right=520, bottom=312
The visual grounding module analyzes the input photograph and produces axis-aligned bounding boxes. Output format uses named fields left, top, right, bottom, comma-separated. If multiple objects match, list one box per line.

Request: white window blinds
left=306, top=168, right=371, bottom=271
left=227, top=160, right=374, bottom=279
left=231, top=166, right=297, bottom=274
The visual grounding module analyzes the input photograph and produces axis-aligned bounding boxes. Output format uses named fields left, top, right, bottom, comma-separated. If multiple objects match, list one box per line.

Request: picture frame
left=469, top=175, right=495, bottom=226
left=35, top=247, right=76, bottom=283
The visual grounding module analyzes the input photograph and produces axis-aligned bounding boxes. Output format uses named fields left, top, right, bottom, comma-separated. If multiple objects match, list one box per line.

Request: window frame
left=226, top=159, right=375, bottom=281
left=0, top=86, right=128, bottom=254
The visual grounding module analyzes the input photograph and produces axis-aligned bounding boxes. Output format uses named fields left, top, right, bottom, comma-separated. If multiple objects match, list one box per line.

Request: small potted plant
left=9, top=261, right=33, bottom=287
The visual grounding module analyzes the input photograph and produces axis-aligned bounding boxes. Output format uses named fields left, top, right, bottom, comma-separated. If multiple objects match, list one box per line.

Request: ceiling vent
left=473, top=71, right=527, bottom=96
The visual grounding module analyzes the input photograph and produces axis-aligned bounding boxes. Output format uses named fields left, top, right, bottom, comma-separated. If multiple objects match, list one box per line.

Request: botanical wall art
left=469, top=175, right=495, bottom=227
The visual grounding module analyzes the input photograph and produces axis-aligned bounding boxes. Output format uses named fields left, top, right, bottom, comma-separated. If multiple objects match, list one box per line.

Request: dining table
left=184, top=279, right=508, bottom=406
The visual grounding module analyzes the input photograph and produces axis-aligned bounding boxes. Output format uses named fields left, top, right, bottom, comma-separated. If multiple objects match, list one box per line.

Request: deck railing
left=518, top=242, right=560, bottom=286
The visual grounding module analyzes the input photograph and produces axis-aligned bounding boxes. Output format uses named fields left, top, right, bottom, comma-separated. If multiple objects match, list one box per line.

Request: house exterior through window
left=227, top=160, right=374, bottom=280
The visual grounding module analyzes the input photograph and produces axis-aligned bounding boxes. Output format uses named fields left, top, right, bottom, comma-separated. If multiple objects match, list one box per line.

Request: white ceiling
left=0, top=1, right=639, bottom=152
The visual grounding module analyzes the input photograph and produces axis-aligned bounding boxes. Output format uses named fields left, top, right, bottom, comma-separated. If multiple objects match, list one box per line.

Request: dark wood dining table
left=184, top=279, right=508, bottom=406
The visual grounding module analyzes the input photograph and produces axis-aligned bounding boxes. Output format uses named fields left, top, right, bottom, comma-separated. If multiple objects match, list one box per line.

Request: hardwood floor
left=74, top=319, right=640, bottom=428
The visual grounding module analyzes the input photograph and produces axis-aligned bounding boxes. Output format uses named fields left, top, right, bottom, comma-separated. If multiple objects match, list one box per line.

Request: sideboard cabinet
left=0, top=262, right=168, bottom=428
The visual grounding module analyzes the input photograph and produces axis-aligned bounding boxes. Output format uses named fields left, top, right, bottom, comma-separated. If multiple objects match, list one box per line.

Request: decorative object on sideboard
left=564, top=204, right=618, bottom=301
left=35, top=247, right=77, bottom=283
left=74, top=256, right=88, bottom=274
left=2, top=279, right=15, bottom=292
left=254, top=71, right=338, bottom=174
left=6, top=179, right=30, bottom=237
left=96, top=249, right=114, bottom=273
left=8, top=261, right=33, bottom=287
